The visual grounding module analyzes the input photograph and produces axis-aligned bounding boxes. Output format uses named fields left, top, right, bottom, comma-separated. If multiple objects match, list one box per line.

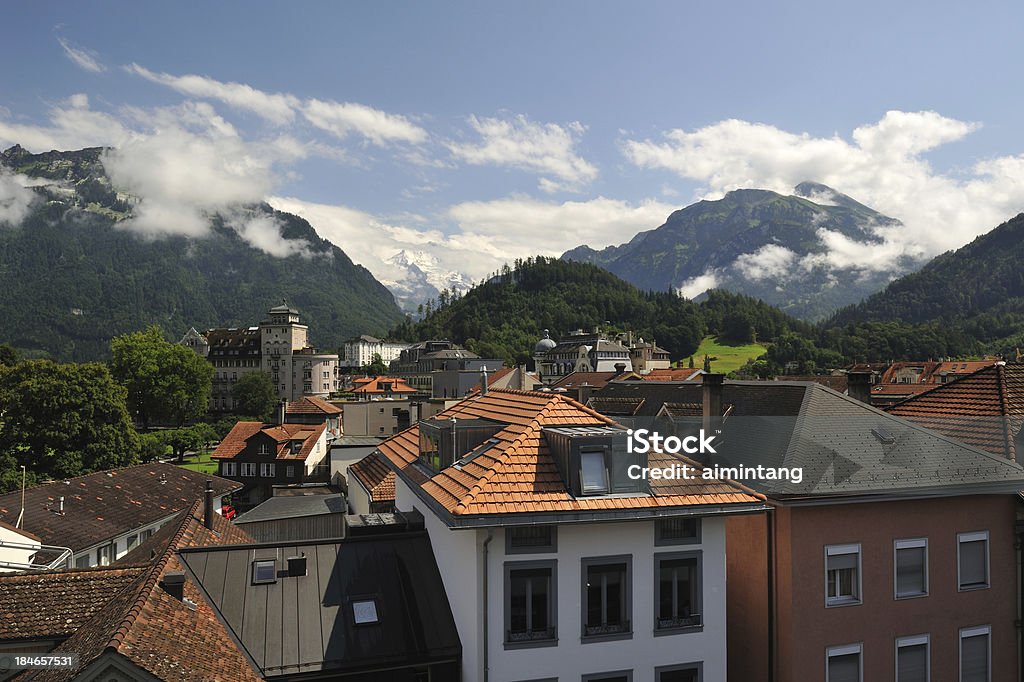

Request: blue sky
left=3, top=1, right=1024, bottom=287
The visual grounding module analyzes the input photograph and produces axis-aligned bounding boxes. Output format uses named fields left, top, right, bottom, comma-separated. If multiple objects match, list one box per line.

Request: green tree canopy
left=0, top=360, right=140, bottom=491
left=109, top=326, right=213, bottom=428
left=360, top=353, right=388, bottom=376
left=231, top=371, right=277, bottom=421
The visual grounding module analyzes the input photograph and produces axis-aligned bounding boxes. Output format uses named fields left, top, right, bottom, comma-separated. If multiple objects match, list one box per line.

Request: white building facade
left=340, top=335, right=410, bottom=368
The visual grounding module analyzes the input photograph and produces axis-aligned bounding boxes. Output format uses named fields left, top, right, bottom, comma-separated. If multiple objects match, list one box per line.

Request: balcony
left=583, top=620, right=631, bottom=637
left=506, top=627, right=556, bottom=644
left=656, top=614, right=701, bottom=630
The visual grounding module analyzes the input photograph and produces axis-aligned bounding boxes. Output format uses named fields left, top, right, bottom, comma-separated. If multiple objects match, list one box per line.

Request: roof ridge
left=889, top=364, right=999, bottom=408
left=15, top=461, right=180, bottom=493
left=105, top=500, right=200, bottom=653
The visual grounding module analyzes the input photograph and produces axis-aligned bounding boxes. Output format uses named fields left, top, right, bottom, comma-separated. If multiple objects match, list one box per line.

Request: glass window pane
left=581, top=450, right=609, bottom=494
left=660, top=670, right=698, bottom=682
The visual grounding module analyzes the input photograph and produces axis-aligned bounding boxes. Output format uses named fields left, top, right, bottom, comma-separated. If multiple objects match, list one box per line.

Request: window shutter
left=960, top=540, right=987, bottom=586
left=828, top=553, right=857, bottom=571
left=896, top=547, right=925, bottom=595
left=961, top=634, right=988, bottom=682
left=897, top=643, right=927, bottom=682
left=828, top=653, right=860, bottom=682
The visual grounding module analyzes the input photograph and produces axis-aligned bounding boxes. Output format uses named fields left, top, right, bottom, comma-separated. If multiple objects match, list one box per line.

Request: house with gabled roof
left=212, top=417, right=330, bottom=507
left=347, top=450, right=396, bottom=515
left=0, top=464, right=239, bottom=569
left=1, top=499, right=260, bottom=681
left=593, top=376, right=1024, bottom=682
left=371, top=386, right=767, bottom=682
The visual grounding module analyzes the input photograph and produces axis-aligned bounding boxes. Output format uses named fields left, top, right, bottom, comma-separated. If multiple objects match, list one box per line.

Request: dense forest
left=391, top=257, right=812, bottom=365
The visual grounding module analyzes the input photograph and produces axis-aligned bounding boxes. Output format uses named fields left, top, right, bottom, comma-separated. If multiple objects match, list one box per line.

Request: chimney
left=702, top=373, right=724, bottom=439
left=578, top=382, right=593, bottom=406
left=847, top=371, right=873, bottom=405
left=162, top=572, right=186, bottom=601
left=614, top=362, right=627, bottom=375
left=58, top=496, right=65, bottom=515
left=203, top=480, right=214, bottom=530
left=479, top=366, right=489, bottom=396
left=277, top=399, right=288, bottom=425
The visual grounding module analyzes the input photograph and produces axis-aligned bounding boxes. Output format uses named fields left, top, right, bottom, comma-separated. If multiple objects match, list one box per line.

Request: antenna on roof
left=16, top=465, right=26, bottom=529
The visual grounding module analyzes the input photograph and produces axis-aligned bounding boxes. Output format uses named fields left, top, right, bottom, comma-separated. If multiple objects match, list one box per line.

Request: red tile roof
left=550, top=371, right=630, bottom=390
left=349, top=451, right=396, bottom=502
left=286, top=395, right=342, bottom=415
left=25, top=503, right=260, bottom=682
left=376, top=389, right=762, bottom=518
left=212, top=421, right=327, bottom=460
left=887, top=363, right=1024, bottom=460
left=351, top=376, right=417, bottom=394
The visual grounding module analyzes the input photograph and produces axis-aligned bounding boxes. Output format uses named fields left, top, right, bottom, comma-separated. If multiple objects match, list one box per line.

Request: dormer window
left=580, top=448, right=610, bottom=495
left=258, top=443, right=270, bottom=455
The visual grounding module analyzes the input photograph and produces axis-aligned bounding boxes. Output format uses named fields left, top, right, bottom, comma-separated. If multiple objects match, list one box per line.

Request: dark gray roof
left=234, top=494, right=347, bottom=524
left=332, top=436, right=384, bottom=447
left=593, top=380, right=1024, bottom=500
left=179, top=532, right=461, bottom=677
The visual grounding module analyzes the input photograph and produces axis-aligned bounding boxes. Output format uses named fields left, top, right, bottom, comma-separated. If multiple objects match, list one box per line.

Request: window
left=827, top=644, right=862, bottom=682
left=826, top=544, right=861, bottom=606
left=895, top=538, right=928, bottom=598
left=222, top=462, right=237, bottom=477
left=655, top=518, right=701, bottom=546
left=896, top=635, right=929, bottom=682
left=655, top=552, right=702, bottom=631
left=506, top=526, right=556, bottom=554
left=75, top=553, right=91, bottom=568
left=958, top=532, right=989, bottom=590
left=656, top=663, right=702, bottom=682
left=505, top=560, right=556, bottom=648
left=286, top=465, right=295, bottom=478
left=258, top=443, right=271, bottom=455
left=582, top=556, right=631, bottom=640
left=97, top=543, right=113, bottom=566
left=352, top=599, right=379, bottom=625
left=582, top=675, right=632, bottom=682
left=252, top=559, right=277, bottom=584
left=960, top=626, right=990, bottom=682
left=126, top=534, right=139, bottom=551
left=260, top=463, right=276, bottom=477
left=580, top=448, right=610, bottom=495
left=241, top=462, right=257, bottom=477
left=140, top=528, right=153, bottom=541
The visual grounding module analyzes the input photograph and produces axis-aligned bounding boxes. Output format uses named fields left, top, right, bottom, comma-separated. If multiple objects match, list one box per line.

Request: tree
left=360, top=353, right=388, bottom=376
left=231, top=372, right=277, bottom=420
left=0, top=360, right=140, bottom=490
left=110, top=326, right=213, bottom=428
left=0, top=344, right=18, bottom=367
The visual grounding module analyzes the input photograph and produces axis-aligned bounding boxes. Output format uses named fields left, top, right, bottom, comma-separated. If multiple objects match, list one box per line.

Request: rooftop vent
left=871, top=428, right=897, bottom=445
left=287, top=555, right=307, bottom=577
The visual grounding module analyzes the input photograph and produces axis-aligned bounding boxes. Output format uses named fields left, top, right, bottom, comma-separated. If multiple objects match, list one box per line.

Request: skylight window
left=252, top=559, right=277, bottom=584
left=352, top=599, right=379, bottom=624
left=580, top=448, right=610, bottom=495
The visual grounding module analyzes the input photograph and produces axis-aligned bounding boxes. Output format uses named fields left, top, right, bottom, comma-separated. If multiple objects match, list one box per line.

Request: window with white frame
left=286, top=465, right=295, bottom=478
left=222, top=462, right=237, bottom=477
left=240, top=462, right=257, bottom=477
left=958, top=531, right=990, bottom=590
left=896, top=634, right=929, bottom=682
left=258, top=443, right=271, bottom=455
left=260, top=463, right=276, bottom=477
left=826, top=544, right=861, bottom=606
left=894, top=538, right=928, bottom=598
left=579, top=448, right=610, bottom=495
left=959, top=625, right=990, bottom=682
left=826, top=643, right=862, bottom=682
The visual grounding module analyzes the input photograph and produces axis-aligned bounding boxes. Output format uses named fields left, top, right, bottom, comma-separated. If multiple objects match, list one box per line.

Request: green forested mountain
left=563, top=183, right=914, bottom=321
left=391, top=257, right=811, bottom=365
left=0, top=145, right=404, bottom=361
left=827, top=212, right=1024, bottom=354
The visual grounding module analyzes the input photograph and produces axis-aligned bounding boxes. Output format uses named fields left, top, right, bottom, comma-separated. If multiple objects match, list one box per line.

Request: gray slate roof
left=593, top=379, right=1024, bottom=499
left=234, top=493, right=347, bottom=524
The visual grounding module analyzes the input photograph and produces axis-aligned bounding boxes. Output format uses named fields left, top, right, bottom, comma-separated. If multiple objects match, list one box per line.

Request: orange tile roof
left=25, top=503, right=259, bottom=682
left=887, top=363, right=1024, bottom=460
left=351, top=376, right=418, bottom=394
left=349, top=451, right=396, bottom=502
left=286, top=395, right=343, bottom=415
left=212, top=421, right=327, bottom=460
left=376, top=389, right=762, bottom=519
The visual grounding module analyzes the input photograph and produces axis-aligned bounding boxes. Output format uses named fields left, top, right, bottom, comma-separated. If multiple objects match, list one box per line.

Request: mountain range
left=563, top=183, right=919, bottom=321
left=0, top=145, right=405, bottom=361
left=380, top=249, right=474, bottom=315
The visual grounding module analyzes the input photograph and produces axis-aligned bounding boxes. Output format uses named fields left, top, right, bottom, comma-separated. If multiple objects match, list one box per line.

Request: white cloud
left=448, top=115, right=598, bottom=192
left=126, top=64, right=299, bottom=125
left=678, top=270, right=721, bottom=299
left=623, top=111, right=1024, bottom=271
left=0, top=170, right=36, bottom=227
left=302, top=99, right=428, bottom=145
left=0, top=95, right=132, bottom=151
left=57, top=37, right=105, bottom=73
left=733, top=244, right=798, bottom=281
left=226, top=212, right=318, bottom=259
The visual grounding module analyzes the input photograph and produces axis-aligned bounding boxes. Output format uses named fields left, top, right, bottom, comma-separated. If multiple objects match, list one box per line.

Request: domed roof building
left=534, top=329, right=557, bottom=354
